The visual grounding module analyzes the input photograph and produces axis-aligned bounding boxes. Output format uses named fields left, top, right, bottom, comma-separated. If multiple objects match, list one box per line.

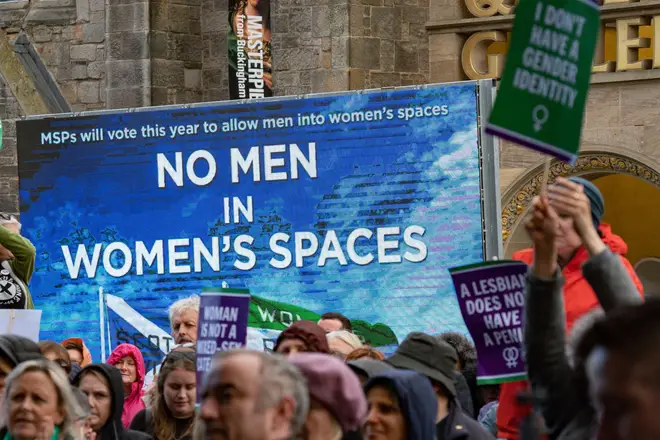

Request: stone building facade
left=1, top=0, right=659, bottom=289
left=425, top=0, right=660, bottom=274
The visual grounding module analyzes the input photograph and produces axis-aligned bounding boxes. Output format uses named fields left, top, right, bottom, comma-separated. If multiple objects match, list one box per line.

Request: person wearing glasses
left=0, top=213, right=36, bottom=309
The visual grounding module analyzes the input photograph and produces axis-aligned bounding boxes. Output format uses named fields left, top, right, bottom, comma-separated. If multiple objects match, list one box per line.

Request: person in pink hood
left=107, top=344, right=146, bottom=428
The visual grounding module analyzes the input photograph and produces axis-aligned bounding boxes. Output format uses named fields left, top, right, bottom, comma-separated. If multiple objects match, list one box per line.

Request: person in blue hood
left=363, top=370, right=437, bottom=440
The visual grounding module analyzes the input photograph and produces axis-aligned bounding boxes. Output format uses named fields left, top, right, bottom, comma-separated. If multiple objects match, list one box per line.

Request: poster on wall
left=228, top=0, right=272, bottom=100
left=16, top=82, right=496, bottom=376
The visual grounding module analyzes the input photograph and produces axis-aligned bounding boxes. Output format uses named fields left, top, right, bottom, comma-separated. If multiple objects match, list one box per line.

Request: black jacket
left=74, top=364, right=152, bottom=440
left=454, top=371, right=474, bottom=418
left=0, top=335, right=42, bottom=366
left=437, top=400, right=494, bottom=440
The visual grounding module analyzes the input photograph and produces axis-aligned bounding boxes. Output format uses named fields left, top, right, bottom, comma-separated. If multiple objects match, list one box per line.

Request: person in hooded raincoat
left=496, top=177, right=644, bottom=440
left=107, top=344, right=146, bottom=428
left=74, top=363, right=151, bottom=440
left=61, top=338, right=93, bottom=367
left=363, top=369, right=437, bottom=440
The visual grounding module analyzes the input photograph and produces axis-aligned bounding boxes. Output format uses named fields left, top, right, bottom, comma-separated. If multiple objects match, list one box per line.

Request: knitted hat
left=289, top=353, right=367, bottom=432
left=274, top=321, right=330, bottom=354
left=568, top=177, right=604, bottom=230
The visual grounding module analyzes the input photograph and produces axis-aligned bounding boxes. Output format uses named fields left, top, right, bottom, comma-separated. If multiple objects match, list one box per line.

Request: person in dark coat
left=364, top=369, right=437, bottom=440
left=0, top=334, right=43, bottom=396
left=385, top=333, right=493, bottom=440
left=438, top=332, right=483, bottom=417
left=74, top=363, right=152, bottom=440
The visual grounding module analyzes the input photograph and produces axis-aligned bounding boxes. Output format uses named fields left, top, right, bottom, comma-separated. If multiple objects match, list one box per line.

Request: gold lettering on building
left=462, top=16, right=660, bottom=79
left=616, top=18, right=651, bottom=70
left=592, top=24, right=615, bottom=73
left=461, top=31, right=507, bottom=79
left=464, top=0, right=517, bottom=18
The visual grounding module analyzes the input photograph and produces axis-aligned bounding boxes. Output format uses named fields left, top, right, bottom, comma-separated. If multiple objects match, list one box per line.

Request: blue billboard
left=17, top=82, right=490, bottom=367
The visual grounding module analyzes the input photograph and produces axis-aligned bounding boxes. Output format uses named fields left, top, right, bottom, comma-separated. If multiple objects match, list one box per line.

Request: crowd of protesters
left=0, top=176, right=659, bottom=440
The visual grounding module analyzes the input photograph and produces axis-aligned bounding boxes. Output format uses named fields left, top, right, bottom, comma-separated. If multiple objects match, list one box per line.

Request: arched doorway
left=501, top=149, right=660, bottom=268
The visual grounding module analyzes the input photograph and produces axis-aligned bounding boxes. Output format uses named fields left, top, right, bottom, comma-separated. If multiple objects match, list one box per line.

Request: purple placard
left=196, top=288, right=250, bottom=401
left=449, top=261, right=528, bottom=385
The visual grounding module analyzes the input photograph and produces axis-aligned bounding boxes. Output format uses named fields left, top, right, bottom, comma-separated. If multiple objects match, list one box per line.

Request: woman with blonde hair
left=326, top=331, right=363, bottom=360
left=0, top=359, right=84, bottom=440
left=130, top=348, right=196, bottom=440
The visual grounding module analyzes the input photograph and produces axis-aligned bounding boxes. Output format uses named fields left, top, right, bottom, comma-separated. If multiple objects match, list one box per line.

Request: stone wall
left=0, top=0, right=107, bottom=111
left=270, top=0, right=430, bottom=95
left=348, top=0, right=429, bottom=90
left=150, top=0, right=203, bottom=105
left=200, top=0, right=228, bottom=101
left=0, top=76, right=20, bottom=215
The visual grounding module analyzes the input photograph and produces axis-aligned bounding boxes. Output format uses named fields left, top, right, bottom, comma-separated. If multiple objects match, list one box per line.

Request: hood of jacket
left=106, top=344, right=146, bottom=428
left=0, top=335, right=42, bottom=367
left=74, top=363, right=126, bottom=440
left=364, top=370, right=437, bottom=440
left=61, top=338, right=93, bottom=367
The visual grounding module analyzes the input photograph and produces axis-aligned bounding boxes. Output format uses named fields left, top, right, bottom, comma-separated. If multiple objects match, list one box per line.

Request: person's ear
left=271, top=397, right=296, bottom=438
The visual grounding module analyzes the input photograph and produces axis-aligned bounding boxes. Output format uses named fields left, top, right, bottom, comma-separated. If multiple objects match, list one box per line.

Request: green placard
left=486, top=0, right=600, bottom=164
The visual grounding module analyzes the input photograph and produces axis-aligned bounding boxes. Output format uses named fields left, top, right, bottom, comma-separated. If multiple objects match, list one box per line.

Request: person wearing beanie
left=288, top=353, right=367, bottom=440
left=495, top=176, right=644, bottom=440
left=363, top=370, right=437, bottom=440
left=274, top=321, right=330, bottom=355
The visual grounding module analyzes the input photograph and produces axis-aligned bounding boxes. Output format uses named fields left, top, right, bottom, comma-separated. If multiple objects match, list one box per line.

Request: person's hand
left=263, top=72, right=273, bottom=90
left=525, top=195, right=559, bottom=278
left=547, top=177, right=593, bottom=237
left=83, top=424, right=97, bottom=440
left=547, top=177, right=606, bottom=256
left=0, top=245, right=14, bottom=261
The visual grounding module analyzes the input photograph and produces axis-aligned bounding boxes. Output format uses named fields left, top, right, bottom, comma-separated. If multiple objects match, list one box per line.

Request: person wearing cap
left=273, top=321, right=330, bottom=356
left=288, top=353, right=367, bottom=440
left=385, top=332, right=493, bottom=440
left=363, top=370, right=438, bottom=440
left=0, top=213, right=36, bottom=309
left=495, top=177, right=644, bottom=440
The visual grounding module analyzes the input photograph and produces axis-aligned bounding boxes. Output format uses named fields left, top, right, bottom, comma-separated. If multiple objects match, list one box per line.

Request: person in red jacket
left=496, top=177, right=644, bottom=440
